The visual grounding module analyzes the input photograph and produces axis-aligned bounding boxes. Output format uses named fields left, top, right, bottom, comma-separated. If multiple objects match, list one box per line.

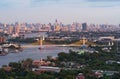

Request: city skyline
left=0, top=0, right=120, bottom=24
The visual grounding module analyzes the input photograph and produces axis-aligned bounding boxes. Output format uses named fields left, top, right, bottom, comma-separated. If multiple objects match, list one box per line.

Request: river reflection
left=0, top=45, right=72, bottom=67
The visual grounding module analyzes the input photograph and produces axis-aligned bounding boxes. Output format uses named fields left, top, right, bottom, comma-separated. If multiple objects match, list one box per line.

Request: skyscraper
left=15, top=24, right=20, bottom=34
left=8, top=26, right=13, bottom=34
left=82, top=23, right=87, bottom=31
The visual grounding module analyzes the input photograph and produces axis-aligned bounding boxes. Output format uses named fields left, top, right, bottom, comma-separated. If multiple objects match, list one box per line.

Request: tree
left=6, top=77, right=14, bottom=79
left=39, top=73, right=55, bottom=79
left=0, top=69, right=6, bottom=79
left=58, top=52, right=69, bottom=61
left=112, top=73, right=120, bottom=79
left=65, top=75, right=76, bottom=79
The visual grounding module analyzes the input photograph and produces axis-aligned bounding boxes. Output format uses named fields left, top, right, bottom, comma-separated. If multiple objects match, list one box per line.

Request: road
left=21, top=44, right=81, bottom=48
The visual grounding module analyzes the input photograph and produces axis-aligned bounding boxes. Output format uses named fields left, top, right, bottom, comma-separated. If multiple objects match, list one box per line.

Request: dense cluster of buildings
left=1, top=20, right=120, bottom=52
left=0, top=36, right=6, bottom=43
left=0, top=20, right=120, bottom=36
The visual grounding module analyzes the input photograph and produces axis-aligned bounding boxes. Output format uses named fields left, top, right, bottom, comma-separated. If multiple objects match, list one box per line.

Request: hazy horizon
left=0, top=0, right=120, bottom=25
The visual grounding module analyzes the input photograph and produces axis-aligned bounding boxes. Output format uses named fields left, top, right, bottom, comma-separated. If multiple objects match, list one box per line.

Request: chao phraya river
left=0, top=45, right=72, bottom=67
left=0, top=32, right=77, bottom=67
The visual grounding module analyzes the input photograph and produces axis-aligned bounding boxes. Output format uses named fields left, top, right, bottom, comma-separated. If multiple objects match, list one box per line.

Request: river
left=0, top=45, right=72, bottom=67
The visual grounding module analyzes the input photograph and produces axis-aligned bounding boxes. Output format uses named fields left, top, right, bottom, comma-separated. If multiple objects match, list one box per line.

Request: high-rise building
left=82, top=23, right=87, bottom=31
left=54, top=25, right=61, bottom=31
left=15, top=24, right=20, bottom=34
left=55, top=19, right=59, bottom=26
left=8, top=26, right=13, bottom=34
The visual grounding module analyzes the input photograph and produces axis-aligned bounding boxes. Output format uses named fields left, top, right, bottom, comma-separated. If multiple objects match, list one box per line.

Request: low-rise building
left=76, top=73, right=85, bottom=79
left=32, top=60, right=51, bottom=66
left=32, top=66, right=61, bottom=73
left=2, top=66, right=12, bottom=72
left=0, top=36, right=6, bottom=43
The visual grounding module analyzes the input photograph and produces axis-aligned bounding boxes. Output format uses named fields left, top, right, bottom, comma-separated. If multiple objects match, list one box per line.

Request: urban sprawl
left=0, top=20, right=120, bottom=79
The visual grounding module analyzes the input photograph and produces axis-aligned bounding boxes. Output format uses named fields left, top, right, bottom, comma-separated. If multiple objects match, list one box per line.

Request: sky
left=0, top=0, right=120, bottom=24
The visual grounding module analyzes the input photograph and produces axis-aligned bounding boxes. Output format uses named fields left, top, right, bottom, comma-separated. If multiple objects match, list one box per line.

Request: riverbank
left=0, top=45, right=71, bottom=67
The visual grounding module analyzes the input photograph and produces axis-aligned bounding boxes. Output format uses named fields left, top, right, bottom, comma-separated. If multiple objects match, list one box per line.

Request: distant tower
left=15, top=23, right=20, bottom=34
left=55, top=19, right=58, bottom=25
left=55, top=19, right=57, bottom=22
left=8, top=26, right=13, bottom=34
left=54, top=19, right=60, bottom=31
left=55, top=25, right=61, bottom=31
left=82, top=23, right=87, bottom=31
left=3, top=23, right=7, bottom=27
